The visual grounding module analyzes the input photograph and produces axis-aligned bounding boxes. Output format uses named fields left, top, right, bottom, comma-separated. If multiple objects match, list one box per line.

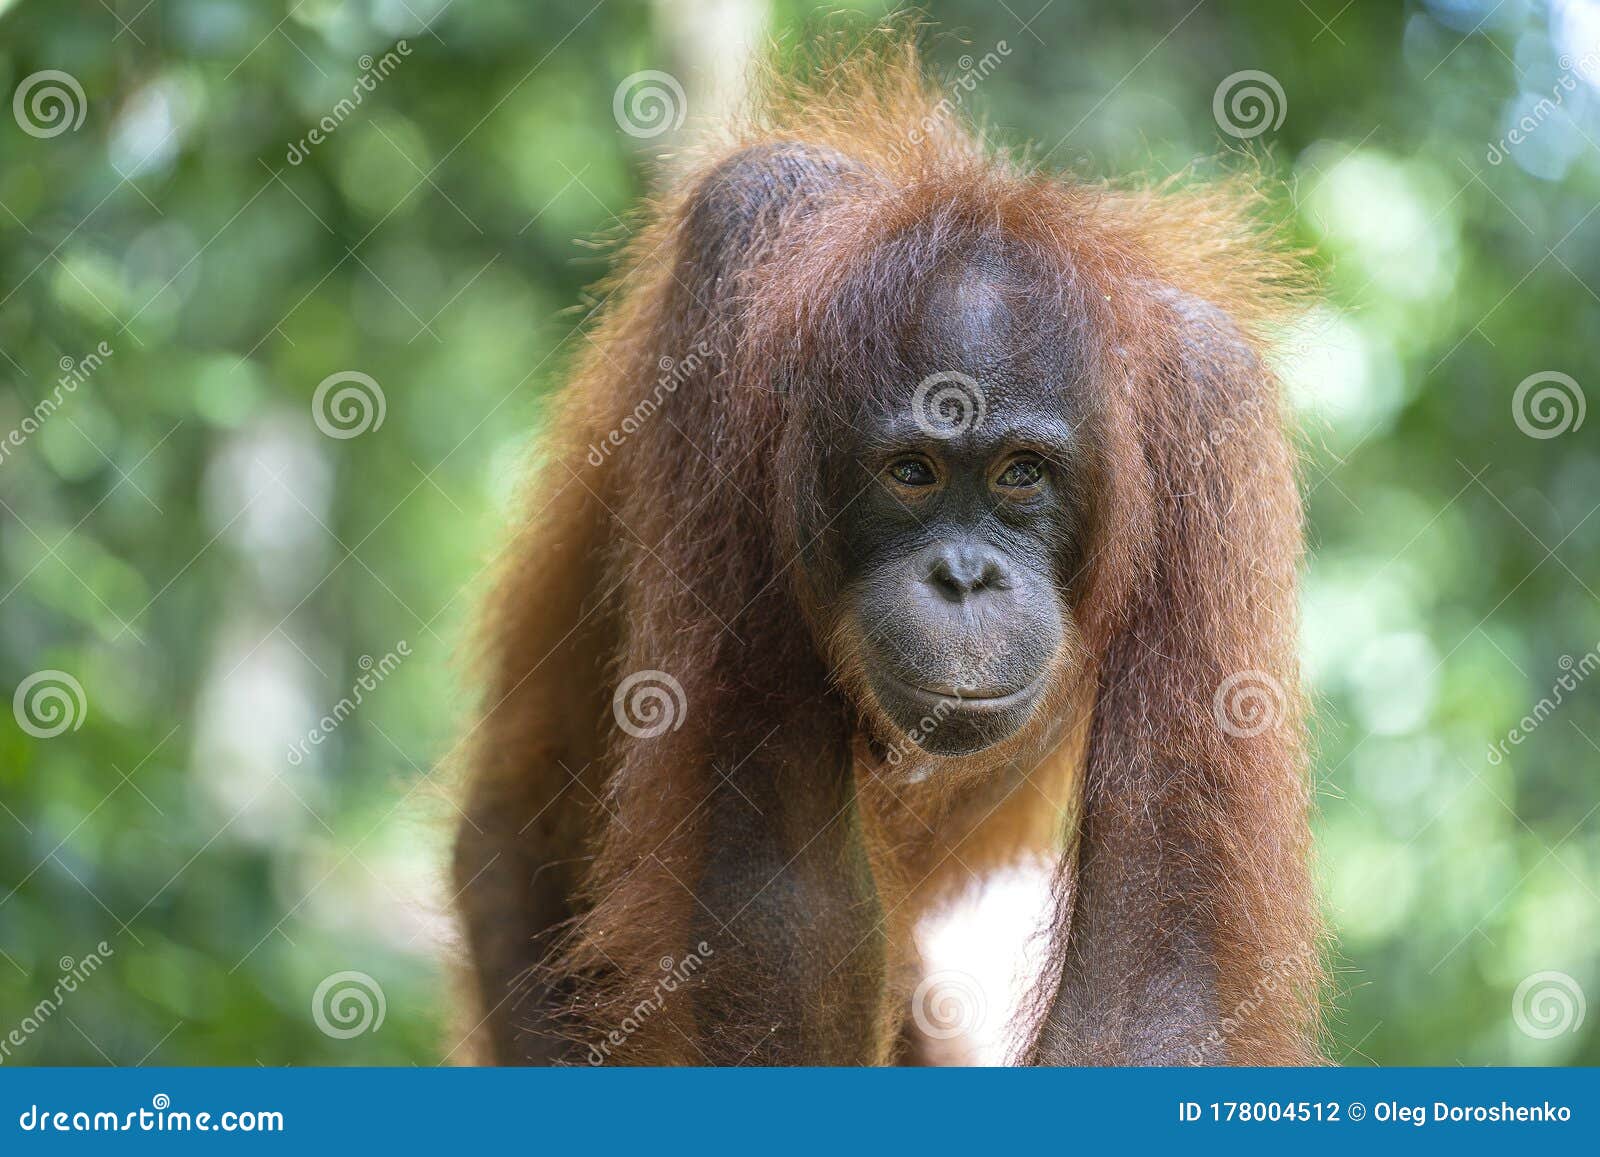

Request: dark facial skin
left=815, top=253, right=1091, bottom=757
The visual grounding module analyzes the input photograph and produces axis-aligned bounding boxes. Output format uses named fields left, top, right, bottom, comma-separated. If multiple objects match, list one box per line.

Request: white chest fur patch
left=910, top=855, right=1058, bottom=1065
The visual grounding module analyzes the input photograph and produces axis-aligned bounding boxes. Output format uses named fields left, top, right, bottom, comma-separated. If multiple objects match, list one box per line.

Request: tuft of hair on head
left=742, top=20, right=989, bottom=177
left=671, top=17, right=1315, bottom=322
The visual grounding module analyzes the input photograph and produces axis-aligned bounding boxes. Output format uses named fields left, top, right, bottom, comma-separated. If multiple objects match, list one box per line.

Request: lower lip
left=880, top=675, right=1039, bottom=714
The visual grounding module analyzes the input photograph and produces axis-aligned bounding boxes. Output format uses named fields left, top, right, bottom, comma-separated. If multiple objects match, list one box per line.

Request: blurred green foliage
left=1, top=0, right=1596, bottom=1065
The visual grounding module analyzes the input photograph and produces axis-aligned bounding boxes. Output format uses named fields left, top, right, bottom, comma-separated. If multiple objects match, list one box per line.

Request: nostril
left=924, top=556, right=965, bottom=600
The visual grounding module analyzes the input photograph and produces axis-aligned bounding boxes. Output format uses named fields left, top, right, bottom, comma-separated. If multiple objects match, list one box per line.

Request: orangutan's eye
left=995, top=457, right=1046, bottom=489
left=888, top=458, right=938, bottom=487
